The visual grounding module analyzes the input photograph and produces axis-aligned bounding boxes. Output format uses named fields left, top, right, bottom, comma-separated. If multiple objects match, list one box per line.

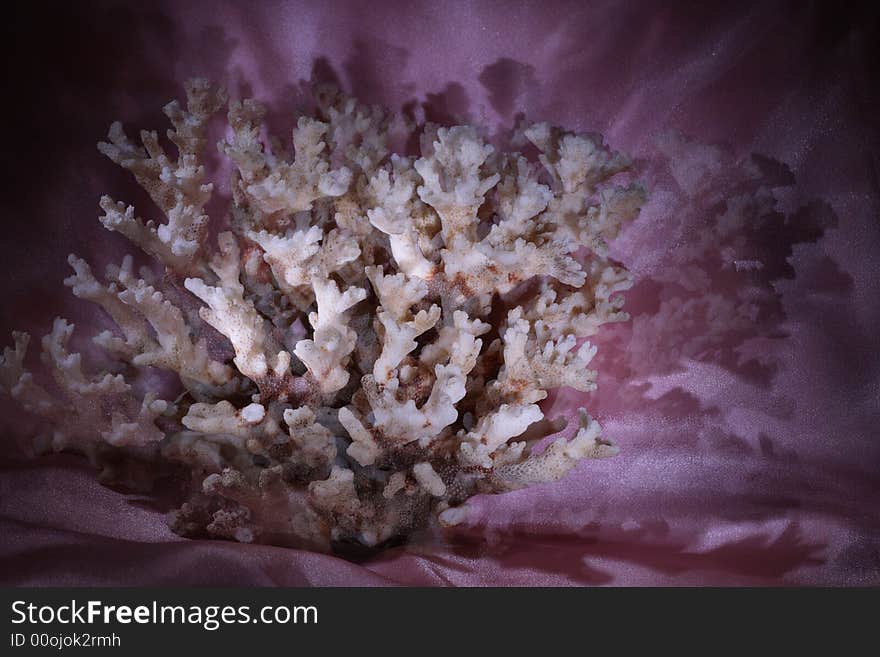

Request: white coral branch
left=185, top=232, right=292, bottom=388
left=414, top=126, right=500, bottom=244
left=97, top=79, right=226, bottom=270
left=491, top=309, right=598, bottom=405
left=367, top=363, right=466, bottom=446
left=182, top=400, right=275, bottom=439
left=64, top=254, right=152, bottom=356
left=293, top=278, right=366, bottom=394
left=338, top=406, right=380, bottom=466
left=493, top=410, right=617, bottom=490
left=283, top=406, right=337, bottom=473
left=366, top=155, right=437, bottom=279
left=458, top=403, right=544, bottom=468
left=221, top=105, right=352, bottom=218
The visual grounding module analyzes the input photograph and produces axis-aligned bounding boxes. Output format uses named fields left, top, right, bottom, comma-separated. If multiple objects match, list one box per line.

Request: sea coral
left=0, top=80, right=643, bottom=552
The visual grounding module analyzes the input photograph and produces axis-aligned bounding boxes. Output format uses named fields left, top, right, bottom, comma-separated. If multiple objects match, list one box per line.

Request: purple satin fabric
left=1, top=0, right=878, bottom=586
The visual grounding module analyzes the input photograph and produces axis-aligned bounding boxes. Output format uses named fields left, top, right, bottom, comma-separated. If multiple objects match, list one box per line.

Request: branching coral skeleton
left=0, top=79, right=643, bottom=552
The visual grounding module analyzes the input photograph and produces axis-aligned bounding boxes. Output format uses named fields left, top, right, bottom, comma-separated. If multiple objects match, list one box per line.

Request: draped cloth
left=1, top=0, right=878, bottom=585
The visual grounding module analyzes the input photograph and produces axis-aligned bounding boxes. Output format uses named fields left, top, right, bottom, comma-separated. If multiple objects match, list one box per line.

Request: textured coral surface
left=2, top=77, right=642, bottom=551
left=1, top=0, right=878, bottom=585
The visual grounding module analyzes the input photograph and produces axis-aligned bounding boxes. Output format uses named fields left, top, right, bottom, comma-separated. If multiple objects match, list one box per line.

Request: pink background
left=1, top=0, right=878, bottom=585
